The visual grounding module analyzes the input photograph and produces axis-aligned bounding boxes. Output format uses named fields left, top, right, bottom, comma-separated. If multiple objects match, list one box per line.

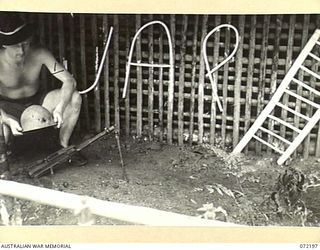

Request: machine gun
left=28, top=126, right=117, bottom=178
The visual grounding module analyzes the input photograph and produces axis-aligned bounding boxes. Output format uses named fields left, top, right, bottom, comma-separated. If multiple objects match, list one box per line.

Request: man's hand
left=1, top=112, right=23, bottom=136
left=52, top=109, right=63, bottom=128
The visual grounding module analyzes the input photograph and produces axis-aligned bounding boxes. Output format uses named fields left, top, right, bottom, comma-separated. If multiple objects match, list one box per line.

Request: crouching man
left=0, top=13, right=86, bottom=165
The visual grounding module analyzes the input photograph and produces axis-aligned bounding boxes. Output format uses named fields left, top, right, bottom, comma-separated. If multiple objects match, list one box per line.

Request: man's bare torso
left=0, top=47, right=43, bottom=99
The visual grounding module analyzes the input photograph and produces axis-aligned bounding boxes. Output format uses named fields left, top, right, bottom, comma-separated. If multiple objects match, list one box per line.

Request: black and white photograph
left=0, top=0, right=320, bottom=234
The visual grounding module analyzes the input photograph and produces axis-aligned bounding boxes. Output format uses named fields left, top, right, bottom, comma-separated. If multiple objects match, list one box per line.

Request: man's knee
left=70, top=91, right=82, bottom=111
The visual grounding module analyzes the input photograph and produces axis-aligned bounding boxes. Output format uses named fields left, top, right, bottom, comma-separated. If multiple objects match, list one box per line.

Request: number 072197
left=300, top=244, right=319, bottom=249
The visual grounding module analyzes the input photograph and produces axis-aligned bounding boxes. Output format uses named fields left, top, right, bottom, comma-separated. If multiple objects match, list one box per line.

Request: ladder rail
left=277, top=108, right=320, bottom=165
left=292, top=78, right=320, bottom=97
left=267, top=115, right=302, bottom=133
left=252, top=135, right=285, bottom=154
left=258, top=126, right=291, bottom=145
left=284, top=89, right=320, bottom=109
left=233, top=29, right=320, bottom=154
left=276, top=102, right=311, bottom=121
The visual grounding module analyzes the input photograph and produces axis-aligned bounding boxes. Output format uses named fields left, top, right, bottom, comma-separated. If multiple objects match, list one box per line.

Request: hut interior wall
left=27, top=13, right=320, bottom=157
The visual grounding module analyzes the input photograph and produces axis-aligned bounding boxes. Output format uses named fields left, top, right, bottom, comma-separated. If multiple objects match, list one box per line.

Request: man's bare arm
left=38, top=48, right=77, bottom=126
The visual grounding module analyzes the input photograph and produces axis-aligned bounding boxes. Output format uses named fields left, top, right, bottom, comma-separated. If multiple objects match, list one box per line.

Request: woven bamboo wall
left=26, top=13, right=320, bottom=157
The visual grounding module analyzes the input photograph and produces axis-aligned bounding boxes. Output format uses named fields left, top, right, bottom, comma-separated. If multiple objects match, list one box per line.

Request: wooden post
left=299, top=15, right=310, bottom=158
left=315, top=16, right=320, bottom=157
left=57, top=14, right=65, bottom=63
left=0, top=118, right=9, bottom=180
left=113, top=15, right=121, bottom=131
left=198, top=15, right=208, bottom=144
left=103, top=15, right=111, bottom=129
left=209, top=15, right=221, bottom=145
left=267, top=15, right=282, bottom=153
left=255, top=15, right=270, bottom=153
left=48, top=15, right=54, bottom=89
left=221, top=15, right=232, bottom=148
left=233, top=16, right=245, bottom=149
left=38, top=14, right=48, bottom=93
left=178, top=15, right=188, bottom=146
left=80, top=15, right=90, bottom=130
left=125, top=16, right=130, bottom=136
left=189, top=15, right=199, bottom=146
left=167, top=14, right=176, bottom=144
left=91, top=15, right=102, bottom=133
left=244, top=15, right=256, bottom=153
left=135, top=15, right=142, bottom=138
left=148, top=14, right=154, bottom=140
left=158, top=15, right=164, bottom=143
left=280, top=15, right=295, bottom=141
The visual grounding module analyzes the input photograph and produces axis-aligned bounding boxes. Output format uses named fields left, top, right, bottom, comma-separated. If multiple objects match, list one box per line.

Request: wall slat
left=79, top=15, right=90, bottom=130
left=188, top=15, right=199, bottom=145
left=125, top=16, right=130, bottom=136
left=244, top=15, right=256, bottom=153
left=255, top=15, right=270, bottom=153
left=233, top=16, right=245, bottom=148
left=178, top=15, right=188, bottom=146
left=198, top=15, right=208, bottom=144
left=221, top=15, right=232, bottom=148
left=148, top=14, right=154, bottom=140
left=103, top=15, right=111, bottom=129
left=91, top=15, right=102, bottom=133
left=209, top=15, right=221, bottom=145
left=267, top=15, right=282, bottom=153
left=113, top=15, right=121, bottom=131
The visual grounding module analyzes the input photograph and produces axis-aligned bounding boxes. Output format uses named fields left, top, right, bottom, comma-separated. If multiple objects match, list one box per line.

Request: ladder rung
left=130, top=62, right=171, bottom=68
left=252, top=135, right=285, bottom=154
left=309, top=52, right=320, bottom=62
left=276, top=102, right=311, bottom=121
left=258, top=126, right=292, bottom=145
left=300, top=65, right=320, bottom=80
left=292, top=78, right=320, bottom=97
left=316, top=41, right=320, bottom=46
left=284, top=89, right=320, bottom=109
left=267, top=115, right=302, bottom=133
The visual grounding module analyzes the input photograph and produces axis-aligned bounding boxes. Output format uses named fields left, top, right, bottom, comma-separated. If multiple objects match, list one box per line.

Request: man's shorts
left=0, top=90, right=47, bottom=120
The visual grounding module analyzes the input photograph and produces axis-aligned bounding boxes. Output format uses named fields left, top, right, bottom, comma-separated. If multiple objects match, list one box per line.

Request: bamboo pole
left=80, top=15, right=90, bottom=130
left=0, top=180, right=242, bottom=226
left=158, top=15, right=164, bottom=143
left=113, top=15, right=121, bottom=131
left=48, top=15, right=54, bottom=89
left=209, top=15, right=221, bottom=145
left=178, top=15, right=188, bottom=146
left=221, top=15, right=232, bottom=148
left=267, top=15, right=282, bottom=153
left=299, top=15, right=311, bottom=158
left=135, top=15, right=143, bottom=138
left=68, top=14, right=80, bottom=132
left=244, top=15, right=256, bottom=153
left=280, top=15, right=295, bottom=141
left=125, top=16, right=131, bottom=136
left=38, top=14, right=48, bottom=93
left=148, top=14, right=154, bottom=140
left=315, top=16, right=320, bottom=157
left=167, top=14, right=176, bottom=144
left=103, top=15, right=111, bottom=129
left=189, top=15, right=199, bottom=146
left=91, top=15, right=102, bottom=133
left=198, top=15, right=208, bottom=144
left=293, top=15, right=309, bottom=155
left=233, top=16, right=245, bottom=149
left=57, top=14, right=65, bottom=63
left=255, top=15, right=270, bottom=153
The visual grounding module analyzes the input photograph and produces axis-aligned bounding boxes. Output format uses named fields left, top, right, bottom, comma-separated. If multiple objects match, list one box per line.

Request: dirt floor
left=1, top=128, right=320, bottom=227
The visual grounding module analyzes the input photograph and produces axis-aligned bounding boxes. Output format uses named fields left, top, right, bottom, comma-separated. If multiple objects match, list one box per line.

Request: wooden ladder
left=233, top=29, right=320, bottom=165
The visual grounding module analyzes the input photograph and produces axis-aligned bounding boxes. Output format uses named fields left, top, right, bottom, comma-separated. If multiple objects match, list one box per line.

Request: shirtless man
left=0, top=14, right=82, bottom=152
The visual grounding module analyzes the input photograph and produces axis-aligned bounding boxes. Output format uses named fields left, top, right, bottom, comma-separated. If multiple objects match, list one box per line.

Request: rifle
left=28, top=126, right=115, bottom=178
